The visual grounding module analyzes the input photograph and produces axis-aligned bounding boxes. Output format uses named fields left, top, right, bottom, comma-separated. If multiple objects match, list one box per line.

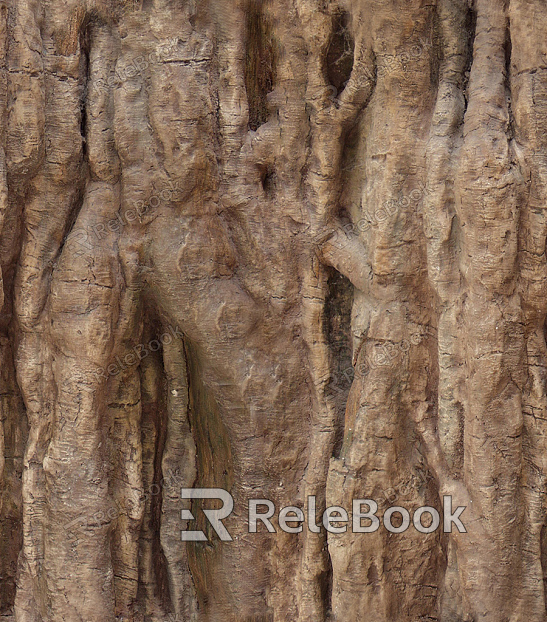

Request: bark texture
left=0, top=0, right=547, bottom=621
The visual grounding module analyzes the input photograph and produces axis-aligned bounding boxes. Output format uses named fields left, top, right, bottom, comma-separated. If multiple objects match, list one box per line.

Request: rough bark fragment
left=1, top=1, right=547, bottom=621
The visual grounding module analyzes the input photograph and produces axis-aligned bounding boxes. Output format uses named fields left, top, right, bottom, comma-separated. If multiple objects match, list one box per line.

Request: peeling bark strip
left=1, top=0, right=547, bottom=620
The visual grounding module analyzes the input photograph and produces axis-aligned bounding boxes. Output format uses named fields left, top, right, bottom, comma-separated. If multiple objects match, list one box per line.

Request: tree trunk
left=1, top=0, right=546, bottom=620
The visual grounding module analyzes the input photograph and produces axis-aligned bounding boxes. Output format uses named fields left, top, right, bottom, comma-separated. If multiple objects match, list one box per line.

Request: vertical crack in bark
left=244, top=0, right=277, bottom=132
left=159, top=329, right=198, bottom=619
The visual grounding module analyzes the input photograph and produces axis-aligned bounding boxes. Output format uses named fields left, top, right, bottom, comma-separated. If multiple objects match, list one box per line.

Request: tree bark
left=1, top=0, right=546, bottom=620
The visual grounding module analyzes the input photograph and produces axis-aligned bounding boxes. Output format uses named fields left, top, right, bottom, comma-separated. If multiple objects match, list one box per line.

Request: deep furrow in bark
left=160, top=331, right=198, bottom=619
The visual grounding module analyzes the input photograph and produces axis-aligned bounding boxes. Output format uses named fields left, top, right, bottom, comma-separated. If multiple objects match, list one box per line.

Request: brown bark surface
left=1, top=0, right=546, bottom=620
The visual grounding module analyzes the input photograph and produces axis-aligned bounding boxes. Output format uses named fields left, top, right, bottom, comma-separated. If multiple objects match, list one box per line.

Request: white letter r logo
left=181, top=488, right=234, bottom=542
